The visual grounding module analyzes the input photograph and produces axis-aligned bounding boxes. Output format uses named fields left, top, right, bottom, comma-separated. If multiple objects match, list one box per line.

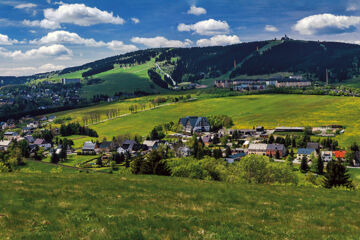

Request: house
left=55, top=145, right=74, bottom=155
left=4, top=131, right=19, bottom=140
left=333, top=151, right=346, bottom=161
left=307, top=142, right=320, bottom=151
left=201, top=135, right=212, bottom=146
left=242, top=140, right=250, bottom=148
left=179, top=116, right=211, bottom=133
left=321, top=151, right=333, bottom=162
left=62, top=78, right=81, bottom=85
left=248, top=144, right=268, bottom=155
left=297, top=148, right=315, bottom=160
left=176, top=146, right=191, bottom=157
left=266, top=144, right=286, bottom=158
left=225, top=152, right=247, bottom=163
left=143, top=140, right=159, bottom=150
left=122, top=140, right=141, bottom=152
left=82, top=141, right=96, bottom=154
left=256, top=126, right=264, bottom=132
left=0, top=140, right=11, bottom=151
left=26, top=122, right=39, bottom=129
left=34, top=138, right=51, bottom=150
left=0, top=122, right=8, bottom=130
left=97, top=141, right=114, bottom=153
left=117, top=147, right=127, bottom=155
left=274, top=127, right=304, bottom=133
left=24, top=135, right=35, bottom=143
left=48, top=115, right=56, bottom=122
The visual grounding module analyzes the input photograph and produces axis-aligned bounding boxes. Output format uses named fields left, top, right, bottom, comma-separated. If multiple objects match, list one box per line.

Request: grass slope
left=0, top=173, right=359, bottom=239
left=58, top=94, right=360, bottom=147
left=81, top=60, right=168, bottom=99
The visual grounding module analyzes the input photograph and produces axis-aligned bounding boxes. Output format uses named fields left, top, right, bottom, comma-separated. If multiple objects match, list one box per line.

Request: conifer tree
left=300, top=155, right=309, bottom=173
left=323, top=160, right=353, bottom=189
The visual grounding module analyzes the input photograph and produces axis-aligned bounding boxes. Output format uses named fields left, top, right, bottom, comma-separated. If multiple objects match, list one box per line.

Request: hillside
left=3, top=39, right=360, bottom=96
left=0, top=172, right=359, bottom=239
left=54, top=94, right=360, bottom=148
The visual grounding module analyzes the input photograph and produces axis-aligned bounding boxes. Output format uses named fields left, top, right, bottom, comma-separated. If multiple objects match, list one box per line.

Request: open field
left=0, top=173, right=360, bottom=239
left=53, top=94, right=360, bottom=147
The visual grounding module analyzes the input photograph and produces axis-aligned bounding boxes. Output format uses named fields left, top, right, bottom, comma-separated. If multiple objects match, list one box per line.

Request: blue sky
left=0, top=0, right=360, bottom=76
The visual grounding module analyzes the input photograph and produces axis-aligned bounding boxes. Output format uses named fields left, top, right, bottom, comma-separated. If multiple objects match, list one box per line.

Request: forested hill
left=2, top=39, right=360, bottom=86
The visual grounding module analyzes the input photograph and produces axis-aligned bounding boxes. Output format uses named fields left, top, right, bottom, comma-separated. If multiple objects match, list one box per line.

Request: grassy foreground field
left=0, top=173, right=359, bottom=239
left=55, top=94, right=360, bottom=147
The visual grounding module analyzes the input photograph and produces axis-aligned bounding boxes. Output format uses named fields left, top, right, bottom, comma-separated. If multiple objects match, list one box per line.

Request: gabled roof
left=267, top=144, right=285, bottom=151
left=99, top=141, right=112, bottom=149
left=248, top=143, right=268, bottom=151
left=179, top=116, right=209, bottom=128
left=143, top=140, right=159, bottom=147
left=297, top=148, right=315, bottom=155
left=83, top=141, right=96, bottom=150
left=34, top=138, right=45, bottom=145
left=307, top=142, right=320, bottom=149
left=333, top=151, right=346, bottom=158
left=0, top=140, right=11, bottom=146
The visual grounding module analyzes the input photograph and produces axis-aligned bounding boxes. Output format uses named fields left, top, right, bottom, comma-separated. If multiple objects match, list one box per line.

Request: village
left=0, top=111, right=356, bottom=171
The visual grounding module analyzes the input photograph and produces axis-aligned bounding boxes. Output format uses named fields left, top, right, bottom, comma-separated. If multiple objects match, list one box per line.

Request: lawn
left=0, top=173, right=359, bottom=239
left=19, top=160, right=78, bottom=173
left=59, top=94, right=360, bottom=147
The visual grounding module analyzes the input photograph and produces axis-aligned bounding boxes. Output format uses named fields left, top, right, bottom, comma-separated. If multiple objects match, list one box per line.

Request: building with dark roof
left=179, top=117, right=210, bottom=133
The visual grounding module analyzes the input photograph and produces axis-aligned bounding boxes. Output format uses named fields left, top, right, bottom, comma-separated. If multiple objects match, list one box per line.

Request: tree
left=323, top=160, right=353, bottom=189
left=275, top=150, right=280, bottom=160
left=213, top=148, right=222, bottom=159
left=300, top=155, right=309, bottom=173
left=225, top=146, right=232, bottom=157
left=51, top=153, right=60, bottom=164
left=286, top=154, right=294, bottom=167
left=268, top=135, right=274, bottom=144
left=311, top=155, right=324, bottom=174
left=96, top=157, right=102, bottom=167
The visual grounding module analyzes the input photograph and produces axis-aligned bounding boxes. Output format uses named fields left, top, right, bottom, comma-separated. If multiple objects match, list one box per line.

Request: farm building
left=248, top=144, right=268, bottom=155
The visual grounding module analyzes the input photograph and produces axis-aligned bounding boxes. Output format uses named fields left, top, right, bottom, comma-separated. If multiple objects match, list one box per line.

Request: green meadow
left=0, top=173, right=359, bottom=239
left=81, top=61, right=168, bottom=99
left=54, top=94, right=360, bottom=148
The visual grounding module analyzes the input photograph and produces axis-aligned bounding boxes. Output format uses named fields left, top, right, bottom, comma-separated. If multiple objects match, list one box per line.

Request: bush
left=226, top=155, right=298, bottom=185
left=167, top=156, right=226, bottom=181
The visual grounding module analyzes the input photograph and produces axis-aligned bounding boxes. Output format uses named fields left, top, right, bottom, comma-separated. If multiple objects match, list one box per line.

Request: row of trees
left=60, top=122, right=98, bottom=137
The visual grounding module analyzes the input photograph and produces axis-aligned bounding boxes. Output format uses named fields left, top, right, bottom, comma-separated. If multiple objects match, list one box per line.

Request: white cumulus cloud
left=131, top=36, right=192, bottom=48
left=0, top=64, right=64, bottom=76
left=293, top=13, right=360, bottom=35
left=0, top=33, right=18, bottom=45
left=196, top=35, right=241, bottom=47
left=23, top=3, right=125, bottom=29
left=131, top=17, right=140, bottom=24
left=107, top=40, right=138, bottom=52
left=30, top=31, right=138, bottom=53
left=0, top=44, right=72, bottom=60
left=15, top=3, right=37, bottom=9
left=187, top=5, right=207, bottom=16
left=178, top=19, right=230, bottom=35
left=265, top=25, right=279, bottom=32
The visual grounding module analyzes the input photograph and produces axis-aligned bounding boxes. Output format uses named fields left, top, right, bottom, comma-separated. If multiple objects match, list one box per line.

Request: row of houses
left=215, top=77, right=312, bottom=90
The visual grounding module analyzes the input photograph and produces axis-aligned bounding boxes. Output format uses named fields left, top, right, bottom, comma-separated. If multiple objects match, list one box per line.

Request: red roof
left=333, top=151, right=346, bottom=158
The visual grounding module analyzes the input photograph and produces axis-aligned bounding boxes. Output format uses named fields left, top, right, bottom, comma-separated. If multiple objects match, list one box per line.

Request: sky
left=1, top=0, right=360, bottom=76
